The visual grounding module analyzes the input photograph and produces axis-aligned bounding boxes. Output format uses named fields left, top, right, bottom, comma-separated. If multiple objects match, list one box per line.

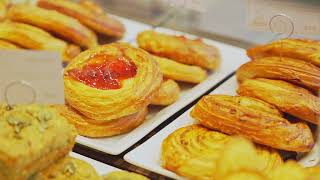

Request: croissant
left=161, top=125, right=282, bottom=180
left=190, top=95, right=314, bottom=152
left=0, top=21, right=80, bottom=62
left=7, top=4, right=97, bottom=48
left=237, top=78, right=320, bottom=125
left=247, top=39, right=320, bottom=67
left=236, top=57, right=320, bottom=92
left=38, top=0, right=125, bottom=38
left=151, top=79, right=180, bottom=106
left=137, top=30, right=221, bottom=70
left=64, top=43, right=162, bottom=123
left=0, top=39, right=19, bottom=49
left=152, top=55, right=207, bottom=83
left=54, top=105, right=147, bottom=137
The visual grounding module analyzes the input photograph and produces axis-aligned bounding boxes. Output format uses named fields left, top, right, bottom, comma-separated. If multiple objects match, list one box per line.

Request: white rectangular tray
left=75, top=18, right=248, bottom=155
left=124, top=76, right=320, bottom=179
left=70, top=152, right=119, bottom=176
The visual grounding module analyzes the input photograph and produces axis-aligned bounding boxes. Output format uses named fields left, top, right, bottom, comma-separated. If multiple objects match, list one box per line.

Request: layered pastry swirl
left=61, top=43, right=162, bottom=137
left=161, top=125, right=282, bottom=180
left=191, top=95, right=314, bottom=152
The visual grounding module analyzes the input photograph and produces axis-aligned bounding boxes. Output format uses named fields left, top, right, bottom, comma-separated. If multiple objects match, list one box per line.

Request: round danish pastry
left=62, top=43, right=162, bottom=137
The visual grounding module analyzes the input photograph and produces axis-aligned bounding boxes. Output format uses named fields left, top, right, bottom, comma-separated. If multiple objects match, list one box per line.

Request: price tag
left=0, top=50, right=65, bottom=105
left=162, top=0, right=206, bottom=12
left=247, top=0, right=320, bottom=35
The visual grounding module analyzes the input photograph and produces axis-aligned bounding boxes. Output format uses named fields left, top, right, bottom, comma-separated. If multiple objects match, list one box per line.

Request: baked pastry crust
left=54, top=105, right=147, bottom=137
left=247, top=39, right=320, bottom=67
left=79, top=0, right=104, bottom=16
left=64, top=43, right=162, bottom=122
left=0, top=39, right=19, bottom=49
left=151, top=79, right=180, bottom=106
left=35, top=156, right=102, bottom=180
left=236, top=56, right=320, bottom=92
left=152, top=55, right=207, bottom=83
left=0, top=21, right=80, bottom=62
left=137, top=30, right=221, bottom=70
left=0, top=105, right=77, bottom=180
left=237, top=78, right=320, bottom=125
left=161, top=125, right=282, bottom=180
left=7, top=4, right=97, bottom=48
left=104, top=171, right=149, bottom=180
left=190, top=95, right=314, bottom=152
left=38, top=0, right=125, bottom=38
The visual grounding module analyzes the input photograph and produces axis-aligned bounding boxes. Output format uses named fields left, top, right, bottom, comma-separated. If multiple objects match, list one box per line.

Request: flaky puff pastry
left=237, top=57, right=320, bottom=92
left=104, top=171, right=149, bottom=180
left=7, top=4, right=97, bottom=48
left=151, top=79, right=180, bottom=106
left=152, top=55, right=207, bottom=83
left=38, top=0, right=125, bottom=38
left=247, top=39, right=320, bottom=67
left=191, top=95, right=314, bottom=152
left=35, top=156, right=102, bottom=180
left=238, top=78, right=320, bottom=125
left=0, top=39, right=19, bottom=49
left=161, top=125, right=282, bottom=180
left=0, top=21, right=80, bottom=62
left=64, top=43, right=162, bottom=123
left=54, top=105, right=147, bottom=137
left=137, top=30, right=221, bottom=70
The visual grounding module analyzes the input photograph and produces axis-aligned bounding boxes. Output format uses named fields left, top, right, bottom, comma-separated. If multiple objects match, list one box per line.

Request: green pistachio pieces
left=6, top=114, right=31, bottom=139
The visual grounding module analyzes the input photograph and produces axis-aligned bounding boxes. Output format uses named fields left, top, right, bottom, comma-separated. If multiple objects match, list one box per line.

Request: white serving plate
left=124, top=76, right=320, bottom=179
left=70, top=152, right=120, bottom=176
left=75, top=18, right=248, bottom=155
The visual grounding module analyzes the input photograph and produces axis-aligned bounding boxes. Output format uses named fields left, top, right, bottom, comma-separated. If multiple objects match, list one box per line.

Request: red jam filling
left=68, top=55, right=137, bottom=90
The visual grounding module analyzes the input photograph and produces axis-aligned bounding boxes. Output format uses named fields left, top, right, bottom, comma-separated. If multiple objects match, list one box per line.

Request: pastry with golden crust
left=35, top=156, right=101, bottom=180
left=79, top=0, right=104, bottom=16
left=236, top=56, right=320, bottom=92
left=63, top=43, right=162, bottom=136
left=38, top=0, right=125, bottom=38
left=0, top=104, right=77, bottom=180
left=54, top=105, right=148, bottom=137
left=237, top=78, right=320, bottom=125
left=104, top=171, right=149, bottom=180
left=137, top=30, right=221, bottom=70
left=247, top=39, right=320, bottom=67
left=161, top=125, right=282, bottom=180
left=0, top=39, right=19, bottom=49
left=151, top=79, right=180, bottom=106
left=0, top=21, right=80, bottom=62
left=190, top=95, right=314, bottom=152
left=0, top=0, right=8, bottom=21
left=152, top=55, right=207, bottom=83
left=7, top=4, right=97, bottom=48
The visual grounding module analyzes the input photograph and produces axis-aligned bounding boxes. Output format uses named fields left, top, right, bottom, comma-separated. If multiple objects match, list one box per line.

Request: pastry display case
left=0, top=0, right=319, bottom=179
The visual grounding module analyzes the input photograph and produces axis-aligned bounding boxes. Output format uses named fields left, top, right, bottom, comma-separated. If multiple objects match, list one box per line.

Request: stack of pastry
left=0, top=0, right=125, bottom=62
left=136, top=30, right=221, bottom=106
left=55, top=42, right=163, bottom=137
left=161, top=39, right=320, bottom=179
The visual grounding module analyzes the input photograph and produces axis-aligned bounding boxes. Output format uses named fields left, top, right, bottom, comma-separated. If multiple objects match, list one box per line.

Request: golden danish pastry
left=38, top=0, right=125, bottom=38
left=0, top=21, right=80, bottom=62
left=137, top=30, right=221, bottom=70
left=79, top=0, right=104, bottom=16
left=35, top=156, right=102, bottom=180
left=152, top=55, right=207, bottom=83
left=236, top=56, right=320, bottom=92
left=247, top=39, right=320, bottom=67
left=0, top=39, right=19, bottom=49
left=215, top=137, right=282, bottom=179
left=161, top=125, right=282, bottom=180
left=0, top=104, right=77, bottom=180
left=64, top=43, right=162, bottom=122
left=54, top=105, right=148, bottom=137
left=190, top=95, right=314, bottom=152
left=0, top=0, right=8, bottom=21
left=151, top=79, right=180, bottom=106
left=104, top=171, right=149, bottom=180
left=237, top=78, right=320, bottom=125
left=7, top=4, right=98, bottom=48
